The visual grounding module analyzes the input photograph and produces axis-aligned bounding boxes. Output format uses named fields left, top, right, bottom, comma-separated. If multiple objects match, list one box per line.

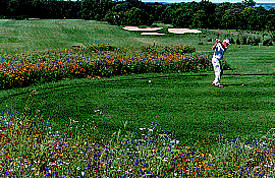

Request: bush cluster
left=0, top=45, right=217, bottom=89
left=263, top=38, right=273, bottom=46
left=205, top=30, right=273, bottom=46
left=141, top=45, right=196, bottom=55
left=87, top=44, right=119, bottom=52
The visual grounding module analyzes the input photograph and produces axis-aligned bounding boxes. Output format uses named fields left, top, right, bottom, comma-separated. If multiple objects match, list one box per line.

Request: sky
left=141, top=0, right=275, bottom=3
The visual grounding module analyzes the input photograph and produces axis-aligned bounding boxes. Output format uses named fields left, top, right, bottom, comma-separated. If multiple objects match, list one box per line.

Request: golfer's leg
left=216, top=60, right=221, bottom=85
left=220, top=60, right=223, bottom=78
left=212, top=57, right=217, bottom=84
left=212, top=57, right=221, bottom=85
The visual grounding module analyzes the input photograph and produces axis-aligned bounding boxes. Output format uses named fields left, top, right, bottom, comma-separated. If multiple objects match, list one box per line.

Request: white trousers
left=212, top=56, right=223, bottom=86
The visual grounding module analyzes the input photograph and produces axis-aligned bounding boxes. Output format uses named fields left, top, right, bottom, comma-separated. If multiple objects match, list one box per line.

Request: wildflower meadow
left=0, top=44, right=217, bottom=89
left=0, top=110, right=273, bottom=177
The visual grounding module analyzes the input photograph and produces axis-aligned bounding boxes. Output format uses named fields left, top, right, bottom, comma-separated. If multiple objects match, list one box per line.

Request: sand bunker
left=141, top=32, right=165, bottom=36
left=123, top=26, right=163, bottom=32
left=168, top=28, right=202, bottom=34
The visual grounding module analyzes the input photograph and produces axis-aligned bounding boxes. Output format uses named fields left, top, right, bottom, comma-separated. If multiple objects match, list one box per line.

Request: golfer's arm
left=220, top=43, right=226, bottom=50
left=212, top=42, right=218, bottom=50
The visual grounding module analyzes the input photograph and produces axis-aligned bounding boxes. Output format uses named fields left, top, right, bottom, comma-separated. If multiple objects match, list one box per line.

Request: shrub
left=13, top=15, right=29, bottom=20
left=87, top=44, right=118, bottom=52
left=247, top=37, right=253, bottom=45
left=241, top=36, right=247, bottom=45
left=263, top=38, right=273, bottom=46
left=230, top=37, right=235, bottom=44
left=251, top=37, right=261, bottom=46
left=142, top=45, right=196, bottom=55
left=236, top=38, right=241, bottom=45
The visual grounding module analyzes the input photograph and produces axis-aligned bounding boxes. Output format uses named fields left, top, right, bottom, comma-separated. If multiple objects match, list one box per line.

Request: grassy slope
left=0, top=19, right=274, bottom=145
left=0, top=19, right=211, bottom=53
left=0, top=19, right=140, bottom=53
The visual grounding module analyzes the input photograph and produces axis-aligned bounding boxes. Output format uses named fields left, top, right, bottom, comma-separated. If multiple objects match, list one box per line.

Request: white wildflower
left=170, top=139, right=180, bottom=144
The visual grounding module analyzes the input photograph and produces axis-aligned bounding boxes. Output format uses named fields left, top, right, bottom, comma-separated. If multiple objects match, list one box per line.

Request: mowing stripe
left=1, top=73, right=273, bottom=99
left=105, top=73, right=275, bottom=81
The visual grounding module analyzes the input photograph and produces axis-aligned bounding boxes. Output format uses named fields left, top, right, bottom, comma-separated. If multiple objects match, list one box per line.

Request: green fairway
left=1, top=72, right=274, bottom=145
left=0, top=19, right=212, bottom=53
left=0, top=19, right=139, bottom=53
left=0, top=19, right=274, bottom=145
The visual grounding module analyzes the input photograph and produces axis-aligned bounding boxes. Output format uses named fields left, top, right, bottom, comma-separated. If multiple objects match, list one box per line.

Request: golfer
left=211, top=39, right=230, bottom=87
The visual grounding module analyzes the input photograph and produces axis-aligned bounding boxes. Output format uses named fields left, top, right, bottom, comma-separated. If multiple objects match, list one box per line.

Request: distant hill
left=145, top=2, right=275, bottom=10
left=255, top=3, right=275, bottom=10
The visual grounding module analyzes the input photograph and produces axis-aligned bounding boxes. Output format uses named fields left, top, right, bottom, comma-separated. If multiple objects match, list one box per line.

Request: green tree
left=81, top=0, right=114, bottom=20
left=241, top=6, right=257, bottom=30
left=105, top=4, right=153, bottom=26
left=198, top=0, right=216, bottom=28
left=0, top=0, right=7, bottom=17
left=191, top=9, right=208, bottom=28
left=215, top=2, right=233, bottom=28
left=254, top=6, right=267, bottom=31
left=123, top=7, right=148, bottom=25
left=105, top=4, right=127, bottom=25
left=161, top=5, right=175, bottom=24
left=221, top=8, right=242, bottom=29
left=265, top=9, right=275, bottom=41
left=242, top=0, right=256, bottom=7
left=148, top=3, right=165, bottom=22
left=171, top=7, right=193, bottom=28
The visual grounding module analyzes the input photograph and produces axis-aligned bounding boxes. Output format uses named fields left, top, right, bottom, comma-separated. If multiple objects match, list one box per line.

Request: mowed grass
left=225, top=46, right=275, bottom=74
left=0, top=19, right=140, bottom=53
left=1, top=72, right=273, bottom=145
left=0, top=19, right=274, bottom=145
left=0, top=19, right=212, bottom=54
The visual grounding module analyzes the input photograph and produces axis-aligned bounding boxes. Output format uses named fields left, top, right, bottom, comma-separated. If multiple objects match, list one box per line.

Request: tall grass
left=0, top=110, right=273, bottom=176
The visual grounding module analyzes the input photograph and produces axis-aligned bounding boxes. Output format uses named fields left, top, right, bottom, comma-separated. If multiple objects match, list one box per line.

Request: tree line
left=0, top=0, right=274, bottom=32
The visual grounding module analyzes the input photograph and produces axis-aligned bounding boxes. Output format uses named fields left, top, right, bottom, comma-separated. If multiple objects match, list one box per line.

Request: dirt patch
left=141, top=32, right=165, bottom=36
left=123, top=26, right=163, bottom=32
left=168, top=28, right=202, bottom=34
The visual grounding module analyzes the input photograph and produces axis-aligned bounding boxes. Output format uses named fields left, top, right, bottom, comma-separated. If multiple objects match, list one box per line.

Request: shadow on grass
left=222, top=83, right=248, bottom=87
